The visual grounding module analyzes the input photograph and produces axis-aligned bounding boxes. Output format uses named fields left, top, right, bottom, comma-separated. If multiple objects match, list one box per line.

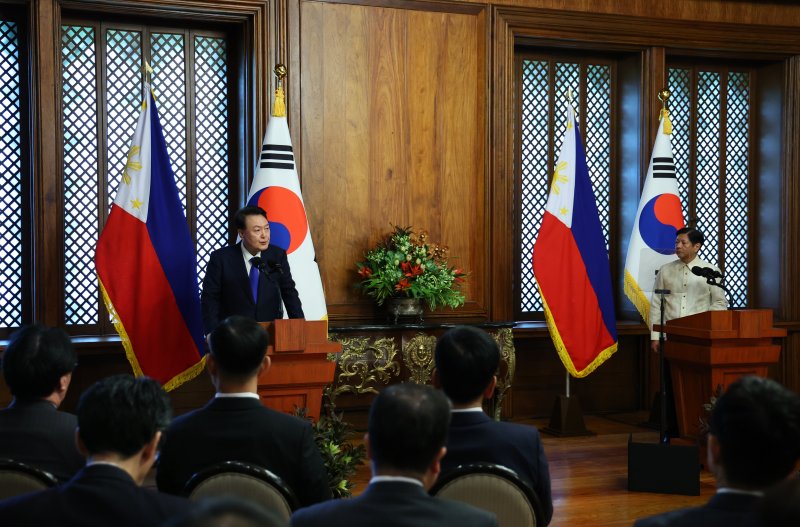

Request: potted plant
left=355, top=226, right=466, bottom=322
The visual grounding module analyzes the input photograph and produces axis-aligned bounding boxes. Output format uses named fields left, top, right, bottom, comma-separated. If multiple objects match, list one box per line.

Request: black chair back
left=183, top=461, right=299, bottom=521
left=0, top=458, right=59, bottom=500
left=430, top=463, right=544, bottom=527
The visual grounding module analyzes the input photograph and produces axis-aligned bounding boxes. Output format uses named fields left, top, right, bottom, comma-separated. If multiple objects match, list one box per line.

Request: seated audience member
left=635, top=376, right=800, bottom=527
left=156, top=316, right=330, bottom=506
left=0, top=324, right=84, bottom=481
left=0, top=374, right=191, bottom=526
left=163, top=497, right=287, bottom=527
left=433, top=325, right=553, bottom=524
left=749, top=475, right=800, bottom=527
left=290, top=383, right=497, bottom=527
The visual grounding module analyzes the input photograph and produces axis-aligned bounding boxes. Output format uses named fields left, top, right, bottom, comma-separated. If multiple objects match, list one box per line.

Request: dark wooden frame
left=492, top=6, right=800, bottom=392
left=512, top=50, right=620, bottom=321
left=26, top=0, right=274, bottom=332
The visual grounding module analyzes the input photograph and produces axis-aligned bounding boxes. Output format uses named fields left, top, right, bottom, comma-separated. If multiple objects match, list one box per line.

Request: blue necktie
left=249, top=257, right=259, bottom=302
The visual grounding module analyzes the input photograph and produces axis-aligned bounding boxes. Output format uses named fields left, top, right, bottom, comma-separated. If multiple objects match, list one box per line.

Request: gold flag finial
left=272, top=64, right=287, bottom=118
left=658, top=89, right=672, bottom=135
left=143, top=60, right=154, bottom=84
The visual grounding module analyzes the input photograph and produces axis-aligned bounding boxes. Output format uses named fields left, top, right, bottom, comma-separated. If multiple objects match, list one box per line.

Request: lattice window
left=0, top=18, right=24, bottom=328
left=62, top=24, right=100, bottom=326
left=194, top=36, right=229, bottom=286
left=61, top=22, right=231, bottom=331
left=668, top=65, right=751, bottom=308
left=516, top=55, right=615, bottom=315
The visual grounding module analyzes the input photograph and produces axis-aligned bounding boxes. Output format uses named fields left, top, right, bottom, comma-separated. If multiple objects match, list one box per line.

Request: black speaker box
left=627, top=434, right=700, bottom=496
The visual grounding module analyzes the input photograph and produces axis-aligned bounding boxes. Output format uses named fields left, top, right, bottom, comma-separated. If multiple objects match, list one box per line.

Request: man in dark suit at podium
left=433, top=326, right=553, bottom=525
left=0, top=375, right=191, bottom=527
left=201, top=206, right=304, bottom=335
left=290, top=383, right=497, bottom=527
left=156, top=316, right=330, bottom=507
left=634, top=376, right=800, bottom=527
left=0, top=324, right=84, bottom=482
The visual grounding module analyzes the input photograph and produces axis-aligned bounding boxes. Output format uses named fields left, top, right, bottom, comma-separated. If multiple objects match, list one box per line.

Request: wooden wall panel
left=298, top=1, right=487, bottom=321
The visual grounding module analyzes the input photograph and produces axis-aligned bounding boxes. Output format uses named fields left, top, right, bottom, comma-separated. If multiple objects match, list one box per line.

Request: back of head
left=435, top=326, right=499, bottom=404
left=208, top=316, right=270, bottom=379
left=709, top=376, right=800, bottom=488
left=78, top=374, right=171, bottom=458
left=369, top=383, right=451, bottom=474
left=2, top=324, right=76, bottom=399
left=163, top=497, right=287, bottom=527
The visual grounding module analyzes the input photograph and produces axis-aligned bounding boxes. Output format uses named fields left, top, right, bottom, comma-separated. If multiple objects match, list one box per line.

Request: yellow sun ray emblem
left=122, top=145, right=142, bottom=185
left=550, top=161, right=569, bottom=195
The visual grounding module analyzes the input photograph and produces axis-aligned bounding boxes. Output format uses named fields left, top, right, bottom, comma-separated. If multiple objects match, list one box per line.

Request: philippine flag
left=532, top=104, right=617, bottom=378
left=95, top=85, right=206, bottom=391
left=623, top=112, right=685, bottom=324
left=246, top=85, right=327, bottom=321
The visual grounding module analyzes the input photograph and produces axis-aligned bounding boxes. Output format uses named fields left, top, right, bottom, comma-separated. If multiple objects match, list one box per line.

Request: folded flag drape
left=246, top=83, right=328, bottom=321
left=623, top=111, right=685, bottom=324
left=95, top=84, right=206, bottom=391
left=532, top=103, right=617, bottom=377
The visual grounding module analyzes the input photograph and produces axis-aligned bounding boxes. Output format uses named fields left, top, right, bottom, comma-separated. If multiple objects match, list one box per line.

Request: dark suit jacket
left=0, top=464, right=191, bottom=527
left=441, top=411, right=553, bottom=525
left=201, top=243, right=304, bottom=334
left=156, top=396, right=330, bottom=507
left=291, top=480, right=497, bottom=527
left=634, top=492, right=762, bottom=527
left=0, top=399, right=84, bottom=482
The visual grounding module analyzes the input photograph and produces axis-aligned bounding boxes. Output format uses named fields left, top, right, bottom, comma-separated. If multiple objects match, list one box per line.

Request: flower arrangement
left=356, top=225, right=466, bottom=310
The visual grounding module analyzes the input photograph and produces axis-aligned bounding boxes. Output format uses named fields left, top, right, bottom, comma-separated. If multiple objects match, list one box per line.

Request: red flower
left=453, top=268, right=465, bottom=284
left=358, top=266, right=373, bottom=279
left=401, top=261, right=423, bottom=277
left=395, top=278, right=411, bottom=291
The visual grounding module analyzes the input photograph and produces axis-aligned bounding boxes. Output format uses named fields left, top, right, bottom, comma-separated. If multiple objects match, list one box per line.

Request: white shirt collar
left=370, top=475, right=424, bottom=487
left=451, top=406, right=484, bottom=413
left=716, top=487, right=764, bottom=497
left=214, top=392, right=259, bottom=400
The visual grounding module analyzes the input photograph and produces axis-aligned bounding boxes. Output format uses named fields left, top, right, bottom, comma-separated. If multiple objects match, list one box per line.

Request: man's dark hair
left=78, top=374, right=171, bottom=458
left=208, top=315, right=270, bottom=378
left=163, top=497, right=287, bottom=527
left=709, top=376, right=800, bottom=489
left=435, top=326, right=500, bottom=404
left=2, top=324, right=76, bottom=399
left=675, top=227, right=704, bottom=245
left=368, top=383, right=451, bottom=474
left=234, top=206, right=268, bottom=230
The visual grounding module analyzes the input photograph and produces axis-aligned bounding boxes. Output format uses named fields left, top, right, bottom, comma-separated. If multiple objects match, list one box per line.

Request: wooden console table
left=328, top=322, right=516, bottom=421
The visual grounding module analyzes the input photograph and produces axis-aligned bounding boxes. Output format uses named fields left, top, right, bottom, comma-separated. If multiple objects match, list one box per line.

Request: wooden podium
left=655, top=309, right=785, bottom=439
left=257, top=319, right=341, bottom=421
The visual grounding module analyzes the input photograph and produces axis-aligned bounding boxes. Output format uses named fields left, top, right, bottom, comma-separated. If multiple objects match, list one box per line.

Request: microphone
left=249, top=256, right=269, bottom=274
left=266, top=260, right=284, bottom=275
left=691, top=266, right=722, bottom=280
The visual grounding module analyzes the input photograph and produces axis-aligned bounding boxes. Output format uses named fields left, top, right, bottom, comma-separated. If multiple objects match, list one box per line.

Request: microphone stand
left=253, top=259, right=284, bottom=319
left=705, top=277, right=731, bottom=308
left=654, top=288, right=671, bottom=445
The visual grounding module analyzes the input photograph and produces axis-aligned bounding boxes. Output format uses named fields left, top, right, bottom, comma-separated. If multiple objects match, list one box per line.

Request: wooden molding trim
left=495, top=6, right=800, bottom=58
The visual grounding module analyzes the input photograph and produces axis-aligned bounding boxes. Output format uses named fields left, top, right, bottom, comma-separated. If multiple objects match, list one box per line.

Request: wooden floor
left=349, top=413, right=716, bottom=526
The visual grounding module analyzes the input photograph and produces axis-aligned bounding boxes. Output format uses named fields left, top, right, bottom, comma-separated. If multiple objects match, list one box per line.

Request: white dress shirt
left=650, top=256, right=728, bottom=340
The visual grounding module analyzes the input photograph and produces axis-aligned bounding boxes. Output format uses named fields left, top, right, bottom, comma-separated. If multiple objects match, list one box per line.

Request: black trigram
left=652, top=157, right=676, bottom=179
left=260, top=144, right=294, bottom=170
